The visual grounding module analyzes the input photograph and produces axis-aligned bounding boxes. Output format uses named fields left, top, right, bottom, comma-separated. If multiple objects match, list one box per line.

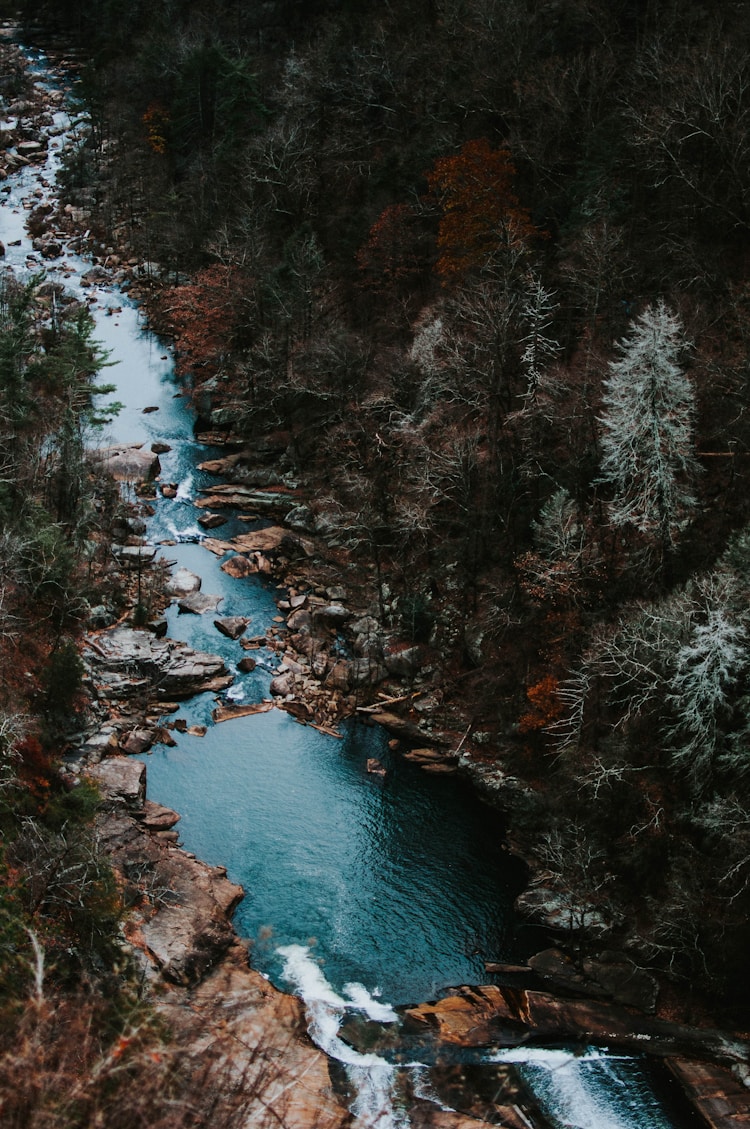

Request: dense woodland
left=3, top=0, right=750, bottom=1119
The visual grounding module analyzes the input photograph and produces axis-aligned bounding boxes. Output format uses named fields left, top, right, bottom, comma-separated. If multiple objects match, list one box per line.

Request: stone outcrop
left=84, top=626, right=233, bottom=701
left=165, top=566, right=202, bottom=597
left=403, top=983, right=750, bottom=1068
left=90, top=442, right=161, bottom=481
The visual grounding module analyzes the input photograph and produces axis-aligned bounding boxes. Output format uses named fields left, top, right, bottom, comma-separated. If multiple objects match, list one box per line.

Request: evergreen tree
left=598, top=300, right=699, bottom=554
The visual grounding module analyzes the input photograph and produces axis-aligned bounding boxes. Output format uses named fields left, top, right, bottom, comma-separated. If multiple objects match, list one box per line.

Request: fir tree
left=598, top=300, right=699, bottom=554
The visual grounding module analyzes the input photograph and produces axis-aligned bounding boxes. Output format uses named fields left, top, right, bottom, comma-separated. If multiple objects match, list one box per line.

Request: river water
left=0, top=39, right=698, bottom=1129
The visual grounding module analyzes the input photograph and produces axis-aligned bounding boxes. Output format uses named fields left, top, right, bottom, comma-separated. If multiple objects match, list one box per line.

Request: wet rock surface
left=84, top=625, right=233, bottom=701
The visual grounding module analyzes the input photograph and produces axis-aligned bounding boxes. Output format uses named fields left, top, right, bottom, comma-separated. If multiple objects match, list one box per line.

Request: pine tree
left=598, top=300, right=699, bottom=553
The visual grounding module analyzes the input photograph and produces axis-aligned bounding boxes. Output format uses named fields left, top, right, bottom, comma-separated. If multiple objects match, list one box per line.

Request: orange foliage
left=142, top=102, right=170, bottom=155
left=153, top=265, right=246, bottom=378
left=426, top=138, right=539, bottom=282
left=518, top=674, right=563, bottom=733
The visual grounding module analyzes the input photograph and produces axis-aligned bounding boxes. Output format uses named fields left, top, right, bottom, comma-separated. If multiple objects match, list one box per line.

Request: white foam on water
left=491, top=1046, right=672, bottom=1129
left=278, top=944, right=409, bottom=1129
left=176, top=473, right=194, bottom=501
left=343, top=981, right=399, bottom=1023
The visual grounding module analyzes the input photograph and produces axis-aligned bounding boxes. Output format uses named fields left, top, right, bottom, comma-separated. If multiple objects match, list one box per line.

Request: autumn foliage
left=426, top=138, right=539, bottom=282
left=518, top=673, right=564, bottom=733
left=151, top=265, right=247, bottom=378
left=142, top=102, right=170, bottom=155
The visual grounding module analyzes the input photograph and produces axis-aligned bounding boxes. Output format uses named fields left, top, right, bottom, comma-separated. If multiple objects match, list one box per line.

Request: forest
left=2, top=0, right=750, bottom=1122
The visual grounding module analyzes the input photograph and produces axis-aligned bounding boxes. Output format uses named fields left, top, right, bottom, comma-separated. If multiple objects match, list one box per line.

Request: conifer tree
left=598, top=300, right=699, bottom=554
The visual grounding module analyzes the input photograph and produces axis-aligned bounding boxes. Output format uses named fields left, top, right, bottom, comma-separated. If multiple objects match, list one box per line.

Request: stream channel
left=0, top=38, right=701, bottom=1129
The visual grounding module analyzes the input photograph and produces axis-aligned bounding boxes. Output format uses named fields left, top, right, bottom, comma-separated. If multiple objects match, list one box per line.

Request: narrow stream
left=0, top=37, right=697, bottom=1129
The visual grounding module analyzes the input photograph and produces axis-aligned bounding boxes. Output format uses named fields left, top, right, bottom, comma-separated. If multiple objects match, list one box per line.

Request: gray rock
left=86, top=757, right=146, bottom=809
left=120, top=727, right=155, bottom=755
left=284, top=504, right=315, bottom=532
left=383, top=643, right=424, bottom=678
left=84, top=627, right=231, bottom=700
left=287, top=607, right=312, bottom=632
left=87, top=604, right=116, bottom=629
left=165, top=567, right=202, bottom=597
left=92, top=443, right=161, bottom=482
left=112, top=543, right=157, bottom=566
left=178, top=592, right=223, bottom=615
left=214, top=616, right=249, bottom=640
left=312, top=604, right=351, bottom=626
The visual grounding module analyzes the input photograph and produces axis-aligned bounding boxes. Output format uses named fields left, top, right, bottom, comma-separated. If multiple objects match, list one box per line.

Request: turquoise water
left=142, top=707, right=522, bottom=1002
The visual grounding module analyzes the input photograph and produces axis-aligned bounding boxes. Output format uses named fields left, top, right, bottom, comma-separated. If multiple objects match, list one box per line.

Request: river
left=0, top=36, right=700, bottom=1129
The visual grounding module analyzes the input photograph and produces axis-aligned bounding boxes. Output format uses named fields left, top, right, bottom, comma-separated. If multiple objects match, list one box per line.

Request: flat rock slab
left=157, top=945, right=351, bottom=1129
left=95, top=807, right=242, bottom=986
left=196, top=485, right=301, bottom=512
left=404, top=984, right=750, bottom=1071
left=91, top=443, right=161, bottom=482
left=86, top=757, right=146, bottom=809
left=666, top=1059, right=750, bottom=1129
left=177, top=592, right=223, bottom=615
left=85, top=626, right=231, bottom=700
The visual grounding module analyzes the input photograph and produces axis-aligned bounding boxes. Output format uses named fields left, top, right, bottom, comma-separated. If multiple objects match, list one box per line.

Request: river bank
left=3, top=26, right=749, bottom=1129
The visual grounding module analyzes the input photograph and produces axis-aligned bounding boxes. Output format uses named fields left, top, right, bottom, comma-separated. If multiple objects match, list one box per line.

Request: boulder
left=312, top=604, right=351, bottom=627
left=84, top=627, right=231, bottom=700
left=214, top=616, right=249, bottom=640
left=197, top=512, right=227, bottom=529
left=120, top=727, right=156, bottom=755
left=284, top=503, right=315, bottom=532
left=165, top=567, right=202, bottom=598
left=237, top=655, right=257, bottom=673
left=384, top=643, right=425, bottom=678
left=86, top=757, right=146, bottom=809
left=270, top=672, right=294, bottom=697
left=286, top=607, right=313, bottom=632
left=112, top=543, right=157, bottom=566
left=92, top=443, right=160, bottom=482
left=138, top=800, right=180, bottom=832
left=178, top=592, right=223, bottom=615
left=221, top=555, right=256, bottom=579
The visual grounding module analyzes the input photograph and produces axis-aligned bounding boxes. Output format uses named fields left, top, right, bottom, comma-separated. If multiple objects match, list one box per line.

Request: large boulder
left=86, top=757, right=146, bottom=809
left=514, top=885, right=613, bottom=937
left=91, top=443, right=161, bottom=482
left=214, top=616, right=249, bottom=640
left=165, top=567, right=202, bottom=597
left=178, top=592, right=223, bottom=615
left=84, top=627, right=232, bottom=700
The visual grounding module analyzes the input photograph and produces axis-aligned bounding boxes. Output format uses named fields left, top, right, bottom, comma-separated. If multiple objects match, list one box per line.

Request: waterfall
left=278, top=944, right=410, bottom=1128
